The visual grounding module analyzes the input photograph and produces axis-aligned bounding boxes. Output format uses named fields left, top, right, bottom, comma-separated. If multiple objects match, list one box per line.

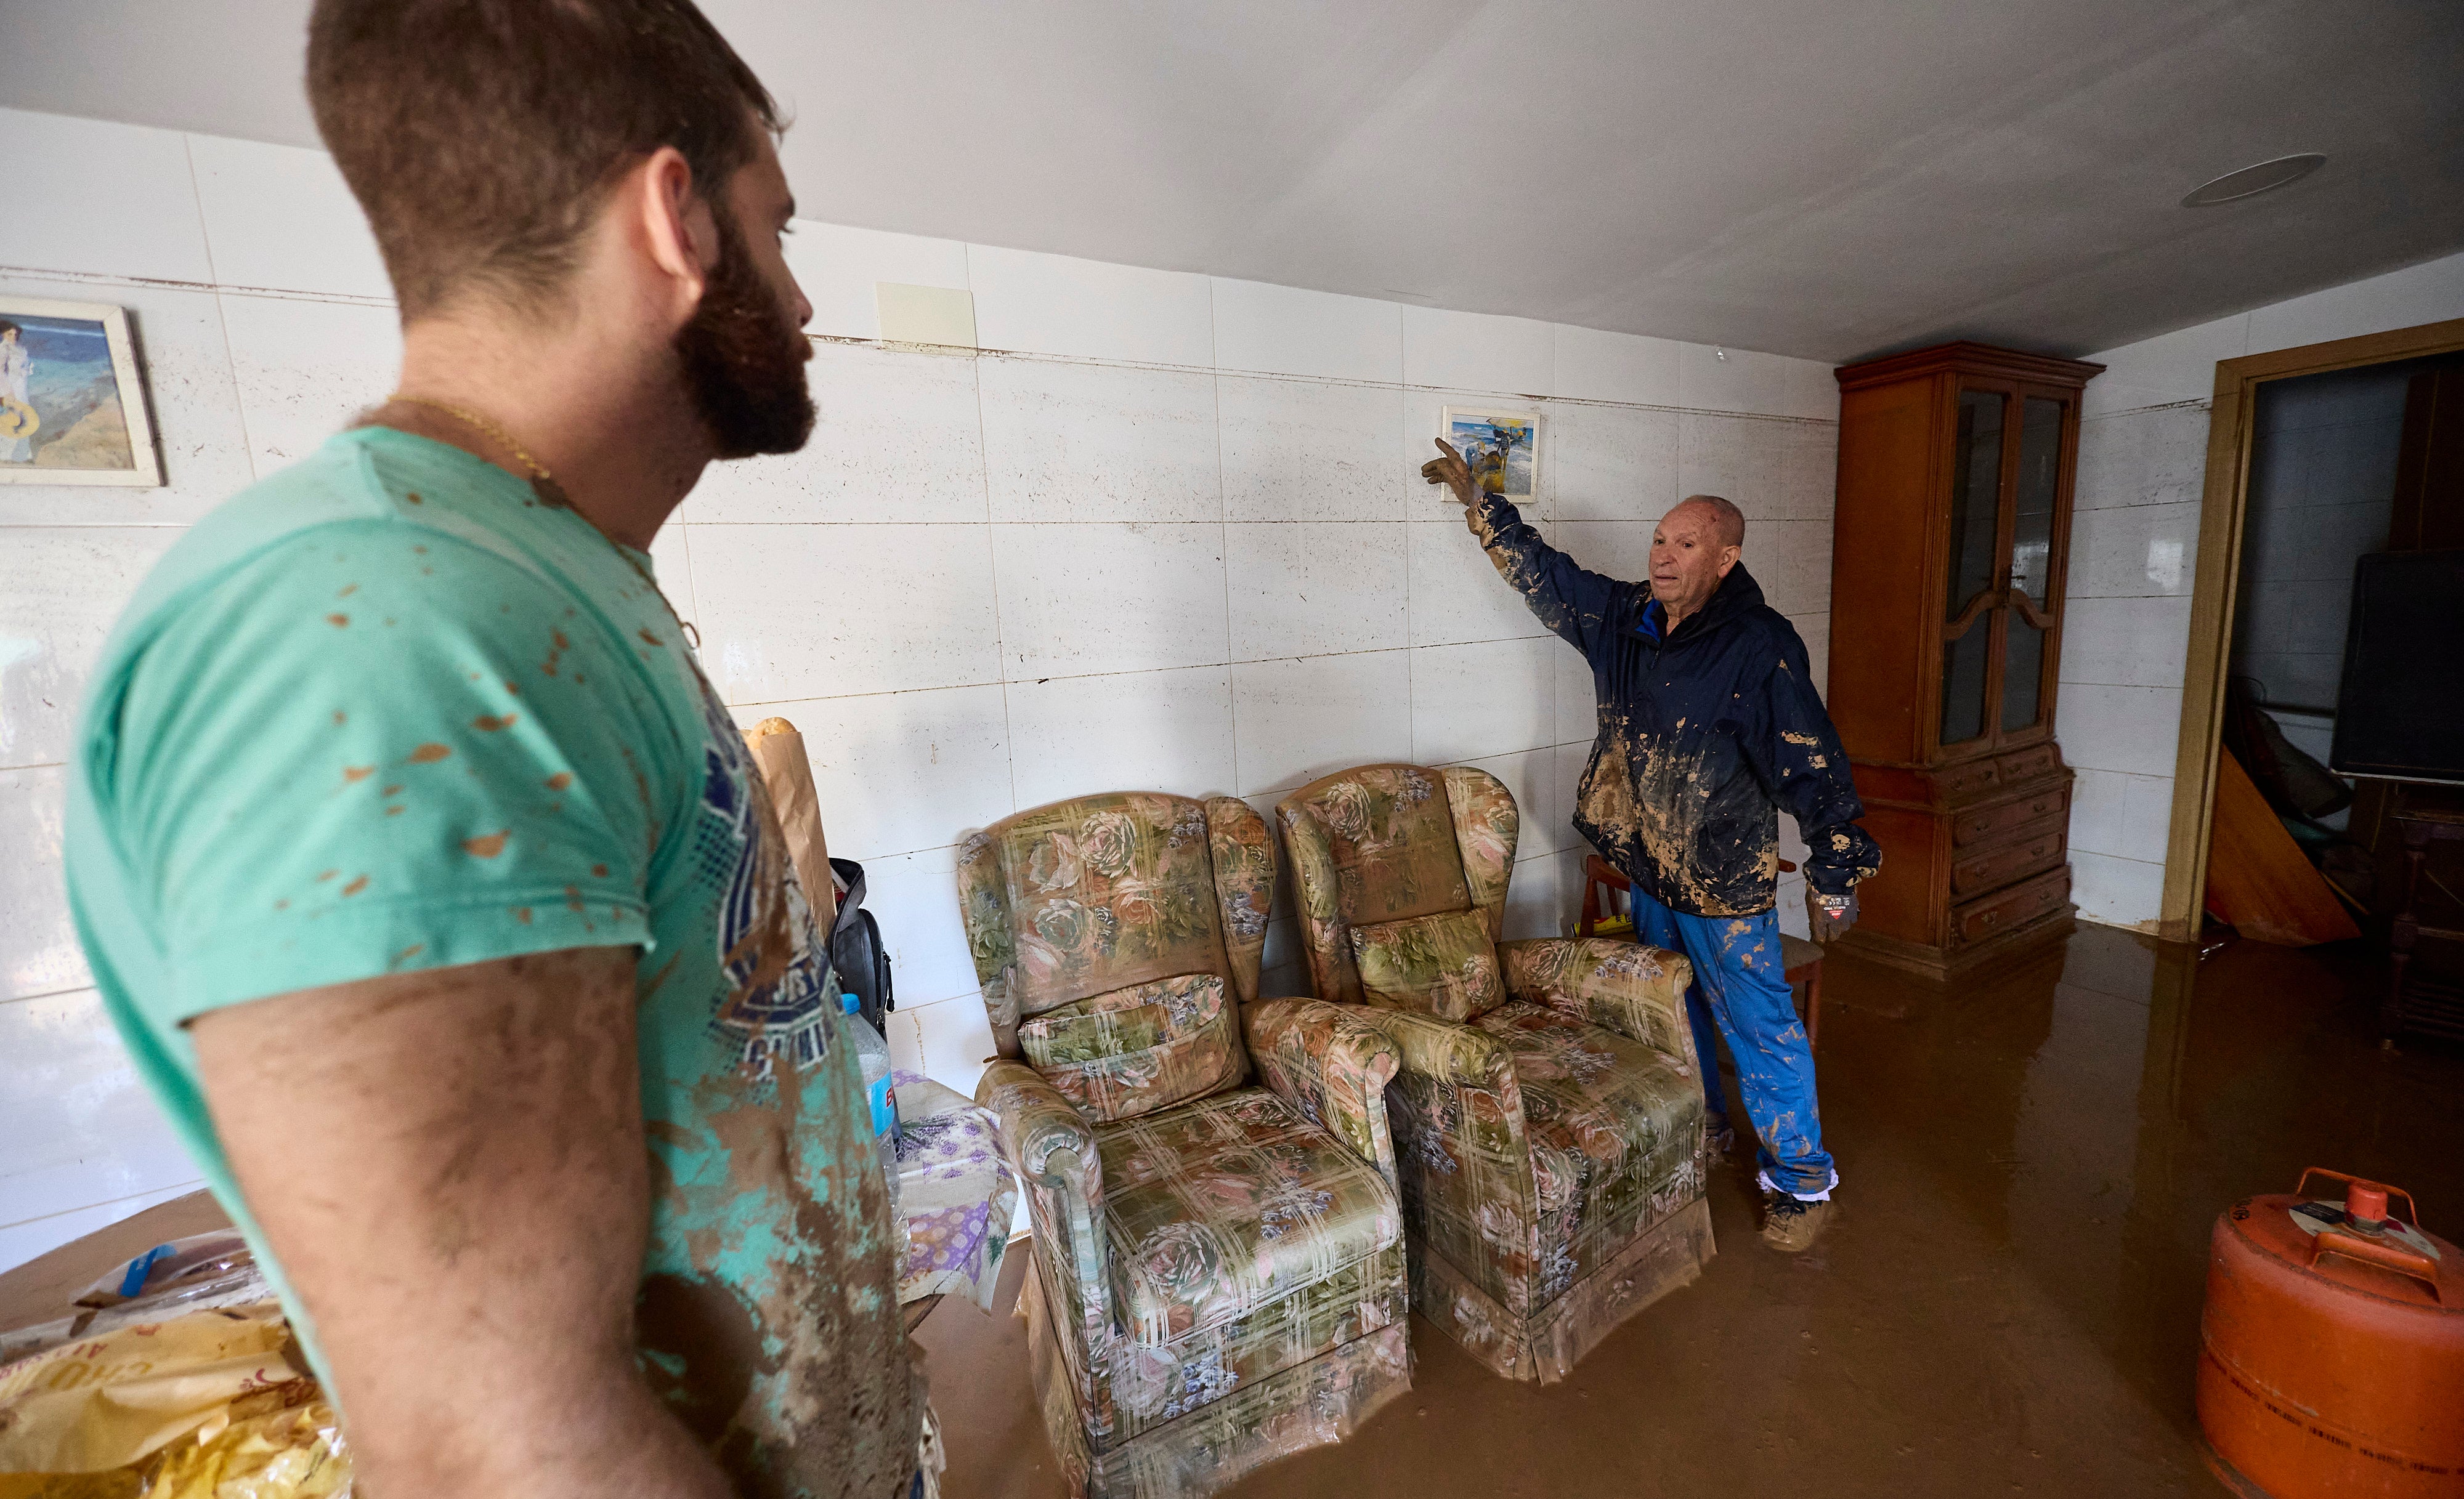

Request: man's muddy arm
left=1745, top=645, right=1882, bottom=897
left=1421, top=438, right=1624, bottom=653
left=192, top=947, right=732, bottom=1499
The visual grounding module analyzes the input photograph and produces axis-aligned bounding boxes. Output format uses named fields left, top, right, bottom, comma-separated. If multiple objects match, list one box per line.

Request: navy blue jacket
left=1470, top=494, right=1881, bottom=916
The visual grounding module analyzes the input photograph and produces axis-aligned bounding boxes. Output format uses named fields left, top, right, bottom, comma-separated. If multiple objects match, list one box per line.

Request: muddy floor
left=914, top=923, right=2464, bottom=1499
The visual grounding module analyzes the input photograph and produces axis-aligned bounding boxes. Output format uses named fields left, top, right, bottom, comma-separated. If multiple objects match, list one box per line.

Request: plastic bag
left=2, top=1241, right=273, bottom=1370
left=73, top=1234, right=256, bottom=1312
left=0, top=1303, right=349, bottom=1498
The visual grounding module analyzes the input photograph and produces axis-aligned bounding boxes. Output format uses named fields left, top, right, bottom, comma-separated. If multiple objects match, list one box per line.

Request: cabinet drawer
left=1950, top=866, right=2071, bottom=948
left=1996, top=743, right=2060, bottom=785
left=1951, top=823, right=2067, bottom=897
left=1951, top=784, right=2069, bottom=846
left=1934, top=758, right=2001, bottom=802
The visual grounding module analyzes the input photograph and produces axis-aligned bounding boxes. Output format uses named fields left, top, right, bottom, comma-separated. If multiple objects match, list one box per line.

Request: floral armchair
left=960, top=791, right=1410, bottom=1498
left=1275, top=764, right=1714, bottom=1383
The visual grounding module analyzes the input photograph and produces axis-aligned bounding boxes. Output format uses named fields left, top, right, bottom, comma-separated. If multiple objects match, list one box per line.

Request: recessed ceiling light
left=2182, top=153, right=2327, bottom=208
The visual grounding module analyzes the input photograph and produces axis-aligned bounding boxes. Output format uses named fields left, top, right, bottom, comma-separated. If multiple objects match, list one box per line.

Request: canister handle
left=2309, top=1231, right=2442, bottom=1301
left=2294, top=1166, right=2418, bottom=1227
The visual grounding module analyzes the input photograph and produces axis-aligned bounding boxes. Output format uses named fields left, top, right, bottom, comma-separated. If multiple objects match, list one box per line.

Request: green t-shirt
left=65, top=427, right=914, bottom=1498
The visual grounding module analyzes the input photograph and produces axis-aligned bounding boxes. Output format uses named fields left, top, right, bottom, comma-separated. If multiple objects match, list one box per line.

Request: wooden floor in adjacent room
left=915, top=924, right=2464, bottom=1499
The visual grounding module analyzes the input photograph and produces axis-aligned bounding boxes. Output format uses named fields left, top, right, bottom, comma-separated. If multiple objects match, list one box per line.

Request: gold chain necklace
left=383, top=394, right=700, bottom=650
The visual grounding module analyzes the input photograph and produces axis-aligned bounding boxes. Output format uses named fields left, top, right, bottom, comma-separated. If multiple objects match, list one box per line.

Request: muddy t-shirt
left=65, top=427, right=915, bottom=1498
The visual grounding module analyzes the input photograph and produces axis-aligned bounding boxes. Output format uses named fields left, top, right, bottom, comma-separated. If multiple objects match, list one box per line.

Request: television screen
left=2330, top=549, right=2464, bottom=783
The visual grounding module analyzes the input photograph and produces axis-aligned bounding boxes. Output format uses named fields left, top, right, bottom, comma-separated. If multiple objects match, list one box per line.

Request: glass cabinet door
left=1939, top=389, right=2004, bottom=748
left=2000, top=395, right=2067, bottom=734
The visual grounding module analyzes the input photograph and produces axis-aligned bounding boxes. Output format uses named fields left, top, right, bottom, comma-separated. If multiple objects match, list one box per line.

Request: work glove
left=1805, top=886, right=1859, bottom=942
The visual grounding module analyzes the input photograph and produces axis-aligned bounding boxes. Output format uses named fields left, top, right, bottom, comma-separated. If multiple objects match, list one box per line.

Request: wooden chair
left=1576, top=854, right=1825, bottom=1049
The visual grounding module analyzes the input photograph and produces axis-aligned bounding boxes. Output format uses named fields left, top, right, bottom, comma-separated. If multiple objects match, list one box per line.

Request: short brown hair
left=308, top=0, right=779, bottom=320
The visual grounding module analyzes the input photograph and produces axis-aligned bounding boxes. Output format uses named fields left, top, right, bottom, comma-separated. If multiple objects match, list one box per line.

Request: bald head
left=1649, top=494, right=1745, bottom=627
left=1672, top=493, right=1745, bottom=550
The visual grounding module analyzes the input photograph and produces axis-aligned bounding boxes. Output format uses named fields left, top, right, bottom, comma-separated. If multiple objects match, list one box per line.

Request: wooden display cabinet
left=1826, top=342, right=2102, bottom=977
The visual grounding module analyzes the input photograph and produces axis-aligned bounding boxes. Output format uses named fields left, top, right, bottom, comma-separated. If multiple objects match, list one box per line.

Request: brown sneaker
left=1759, top=1190, right=1833, bottom=1252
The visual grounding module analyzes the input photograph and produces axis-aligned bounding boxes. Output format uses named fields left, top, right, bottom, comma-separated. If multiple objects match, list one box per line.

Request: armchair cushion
left=1501, top=937, right=1693, bottom=1059
left=1286, top=765, right=1470, bottom=926
left=1018, top=972, right=1243, bottom=1123
left=1350, top=909, right=1506, bottom=1021
left=1473, top=1003, right=1704, bottom=1304
left=1098, top=1090, right=1402, bottom=1347
left=970, top=793, right=1232, bottom=1020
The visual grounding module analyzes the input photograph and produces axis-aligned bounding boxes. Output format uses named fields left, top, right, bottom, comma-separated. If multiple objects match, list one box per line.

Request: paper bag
left=743, top=717, right=835, bottom=927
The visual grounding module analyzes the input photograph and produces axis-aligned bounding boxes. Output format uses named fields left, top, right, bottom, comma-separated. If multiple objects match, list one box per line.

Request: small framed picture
left=1440, top=405, right=1539, bottom=502
left=0, top=295, right=163, bottom=487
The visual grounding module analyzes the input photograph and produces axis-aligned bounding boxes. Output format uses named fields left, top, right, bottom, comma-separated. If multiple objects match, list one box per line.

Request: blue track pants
left=1628, top=888, right=1836, bottom=1200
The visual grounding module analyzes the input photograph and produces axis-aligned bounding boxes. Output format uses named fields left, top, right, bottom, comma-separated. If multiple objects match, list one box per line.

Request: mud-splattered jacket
left=1471, top=494, right=1881, bottom=916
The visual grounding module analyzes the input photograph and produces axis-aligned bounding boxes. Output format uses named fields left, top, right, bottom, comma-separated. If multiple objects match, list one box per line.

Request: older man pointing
left=1421, top=438, right=1879, bottom=1251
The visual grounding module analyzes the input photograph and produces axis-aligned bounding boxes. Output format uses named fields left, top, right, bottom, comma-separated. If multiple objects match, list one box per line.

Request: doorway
left=2159, top=317, right=2464, bottom=947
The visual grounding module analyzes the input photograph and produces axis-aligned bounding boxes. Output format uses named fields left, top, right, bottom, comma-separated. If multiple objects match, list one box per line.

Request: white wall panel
left=0, top=527, right=184, bottom=770
left=0, top=989, right=198, bottom=1232
left=1552, top=326, right=1680, bottom=408
left=1407, top=517, right=1555, bottom=649
left=187, top=134, right=389, bottom=301
left=783, top=220, right=972, bottom=343
left=1225, top=520, right=1407, bottom=661
left=1218, top=376, right=1406, bottom=523
left=1209, top=279, right=1402, bottom=385
left=1411, top=636, right=1557, bottom=764
left=977, top=358, right=1220, bottom=523
left=967, top=244, right=1212, bottom=367
left=688, top=342, right=986, bottom=524
left=1676, top=342, right=1834, bottom=421
left=727, top=684, right=1013, bottom=863
left=1230, top=650, right=1413, bottom=799
left=992, top=522, right=1228, bottom=680
left=1003, top=665, right=1236, bottom=810
left=690, top=522, right=1002, bottom=703
left=0, top=766, right=87, bottom=1003
left=1401, top=305, right=1554, bottom=397
left=2060, top=685, right=2184, bottom=779
left=0, top=109, right=213, bottom=285
left=2059, top=594, right=2194, bottom=689
left=2067, top=501, right=2200, bottom=600
left=217, top=291, right=401, bottom=477
left=1547, top=403, right=1677, bottom=522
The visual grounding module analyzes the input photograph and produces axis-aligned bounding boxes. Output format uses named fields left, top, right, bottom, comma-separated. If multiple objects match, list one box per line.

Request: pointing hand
left=1420, top=438, right=1475, bottom=507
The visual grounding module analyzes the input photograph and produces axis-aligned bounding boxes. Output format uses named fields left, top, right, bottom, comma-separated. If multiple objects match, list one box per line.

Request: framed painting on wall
left=0, top=296, right=163, bottom=487
left=1440, top=405, right=1539, bottom=502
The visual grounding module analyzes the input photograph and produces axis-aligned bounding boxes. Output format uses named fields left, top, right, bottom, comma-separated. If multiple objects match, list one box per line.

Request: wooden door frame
left=2155, top=314, right=2464, bottom=941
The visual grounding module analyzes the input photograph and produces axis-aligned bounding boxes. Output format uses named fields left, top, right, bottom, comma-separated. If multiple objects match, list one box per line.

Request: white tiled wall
left=0, top=107, right=1845, bottom=1271
left=2062, top=248, right=2464, bottom=929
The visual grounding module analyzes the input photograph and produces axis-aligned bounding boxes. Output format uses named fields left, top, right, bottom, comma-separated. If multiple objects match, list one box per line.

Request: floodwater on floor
left=914, top=923, right=2464, bottom=1499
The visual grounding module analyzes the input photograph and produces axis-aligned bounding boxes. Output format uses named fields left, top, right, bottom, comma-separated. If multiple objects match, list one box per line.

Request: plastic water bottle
left=840, top=991, right=900, bottom=1216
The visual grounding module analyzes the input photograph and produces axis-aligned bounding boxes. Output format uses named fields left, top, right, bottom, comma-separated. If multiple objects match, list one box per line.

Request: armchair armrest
left=1342, top=1006, right=1517, bottom=1093
left=976, top=1061, right=1114, bottom=1357
left=1243, top=999, right=1403, bottom=1192
left=1501, top=938, right=1697, bottom=1073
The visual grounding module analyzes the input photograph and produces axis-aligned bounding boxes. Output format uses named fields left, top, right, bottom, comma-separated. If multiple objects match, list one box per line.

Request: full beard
left=675, top=210, right=815, bottom=459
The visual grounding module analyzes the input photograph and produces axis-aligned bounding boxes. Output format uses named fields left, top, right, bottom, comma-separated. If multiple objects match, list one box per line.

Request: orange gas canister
left=2197, top=1169, right=2464, bottom=1498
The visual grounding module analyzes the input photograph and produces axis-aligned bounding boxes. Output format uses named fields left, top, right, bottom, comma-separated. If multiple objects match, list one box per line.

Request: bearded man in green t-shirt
left=64, top=4, right=918, bottom=1495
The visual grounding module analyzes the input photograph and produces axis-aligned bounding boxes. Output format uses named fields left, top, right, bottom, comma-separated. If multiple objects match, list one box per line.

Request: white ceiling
left=6, top=0, right=2461, bottom=363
